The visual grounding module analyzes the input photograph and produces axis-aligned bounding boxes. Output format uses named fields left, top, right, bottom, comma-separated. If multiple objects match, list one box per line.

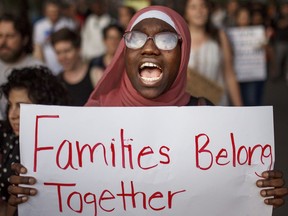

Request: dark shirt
left=58, top=65, right=94, bottom=106
left=0, top=121, right=19, bottom=202
left=89, top=54, right=106, bottom=70
left=274, top=16, right=288, bottom=42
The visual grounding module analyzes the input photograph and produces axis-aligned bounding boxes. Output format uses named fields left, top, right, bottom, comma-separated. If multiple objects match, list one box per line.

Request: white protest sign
left=19, top=105, right=274, bottom=216
left=227, top=25, right=267, bottom=82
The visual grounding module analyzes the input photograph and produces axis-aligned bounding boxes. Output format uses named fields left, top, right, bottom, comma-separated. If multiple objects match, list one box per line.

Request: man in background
left=81, top=0, right=115, bottom=61
left=33, top=0, right=76, bottom=75
left=0, top=13, right=43, bottom=119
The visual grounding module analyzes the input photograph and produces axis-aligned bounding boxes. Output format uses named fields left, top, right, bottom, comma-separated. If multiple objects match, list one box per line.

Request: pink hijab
left=85, top=5, right=191, bottom=107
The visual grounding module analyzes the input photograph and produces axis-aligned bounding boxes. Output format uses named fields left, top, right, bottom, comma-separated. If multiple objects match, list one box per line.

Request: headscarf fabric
left=85, top=5, right=191, bottom=106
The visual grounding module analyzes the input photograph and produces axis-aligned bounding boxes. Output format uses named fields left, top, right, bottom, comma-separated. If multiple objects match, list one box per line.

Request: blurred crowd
left=0, top=0, right=287, bottom=108
left=0, top=0, right=288, bottom=215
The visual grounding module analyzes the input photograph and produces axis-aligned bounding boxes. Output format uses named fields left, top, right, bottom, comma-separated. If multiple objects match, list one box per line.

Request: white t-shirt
left=0, top=55, right=45, bottom=119
left=33, top=17, right=76, bottom=75
left=81, top=14, right=112, bottom=61
left=0, top=55, right=44, bottom=85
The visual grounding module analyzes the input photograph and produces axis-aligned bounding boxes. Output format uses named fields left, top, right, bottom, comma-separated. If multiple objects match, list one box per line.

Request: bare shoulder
left=89, top=66, right=105, bottom=87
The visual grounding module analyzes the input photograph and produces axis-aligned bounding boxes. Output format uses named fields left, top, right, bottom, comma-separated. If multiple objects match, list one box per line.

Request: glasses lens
left=124, top=31, right=180, bottom=50
left=154, top=32, right=179, bottom=50
left=124, top=31, right=147, bottom=49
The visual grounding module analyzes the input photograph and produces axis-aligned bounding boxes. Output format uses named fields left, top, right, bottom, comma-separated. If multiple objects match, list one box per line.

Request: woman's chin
left=13, top=129, right=19, bottom=136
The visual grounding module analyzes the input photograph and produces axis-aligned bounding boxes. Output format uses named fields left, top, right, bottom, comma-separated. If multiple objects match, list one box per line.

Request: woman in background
left=184, top=0, right=242, bottom=106
left=234, top=6, right=267, bottom=106
left=51, top=28, right=99, bottom=106
left=117, top=5, right=136, bottom=29
left=89, top=23, right=124, bottom=85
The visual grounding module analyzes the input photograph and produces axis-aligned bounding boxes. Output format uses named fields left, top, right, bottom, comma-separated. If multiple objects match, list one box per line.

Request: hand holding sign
left=8, top=166, right=288, bottom=208
left=256, top=170, right=288, bottom=207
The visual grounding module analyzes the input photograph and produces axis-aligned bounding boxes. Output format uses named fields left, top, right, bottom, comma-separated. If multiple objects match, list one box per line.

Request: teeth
left=140, top=62, right=161, bottom=70
left=140, top=76, right=161, bottom=82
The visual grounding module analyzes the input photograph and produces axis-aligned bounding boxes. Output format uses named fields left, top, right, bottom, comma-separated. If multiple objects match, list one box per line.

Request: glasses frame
left=123, top=31, right=182, bottom=51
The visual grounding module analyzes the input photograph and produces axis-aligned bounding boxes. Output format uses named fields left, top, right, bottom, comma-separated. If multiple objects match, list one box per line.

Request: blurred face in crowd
left=0, top=21, right=26, bottom=63
left=227, top=0, right=239, bottom=15
left=54, top=40, right=80, bottom=71
left=236, top=8, right=250, bottom=27
left=8, top=88, right=33, bottom=136
left=280, top=3, right=288, bottom=16
left=118, top=6, right=133, bottom=29
left=251, top=11, right=264, bottom=25
left=124, top=18, right=181, bottom=99
left=91, top=1, right=106, bottom=16
left=267, top=4, right=276, bottom=18
left=45, top=2, right=61, bottom=23
left=62, top=3, right=77, bottom=18
left=104, top=27, right=122, bottom=56
left=184, top=0, right=209, bottom=27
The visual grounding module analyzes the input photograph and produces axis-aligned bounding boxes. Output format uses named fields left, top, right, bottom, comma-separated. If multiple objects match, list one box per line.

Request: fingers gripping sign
left=257, top=170, right=288, bottom=207
left=8, top=163, right=37, bottom=207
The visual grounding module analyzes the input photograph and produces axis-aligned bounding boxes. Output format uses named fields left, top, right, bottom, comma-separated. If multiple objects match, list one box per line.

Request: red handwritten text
left=34, top=115, right=170, bottom=172
left=195, top=133, right=273, bottom=175
left=44, top=181, right=186, bottom=215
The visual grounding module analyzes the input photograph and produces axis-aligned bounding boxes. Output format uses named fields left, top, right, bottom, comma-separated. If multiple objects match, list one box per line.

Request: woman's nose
left=141, top=38, right=161, bottom=55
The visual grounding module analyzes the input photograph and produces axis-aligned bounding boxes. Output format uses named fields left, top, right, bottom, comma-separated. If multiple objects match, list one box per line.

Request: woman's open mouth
left=139, top=62, right=163, bottom=85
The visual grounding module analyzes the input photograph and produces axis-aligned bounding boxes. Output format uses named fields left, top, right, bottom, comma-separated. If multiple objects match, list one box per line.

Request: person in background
left=33, top=0, right=76, bottom=75
left=222, top=0, right=239, bottom=28
left=184, top=0, right=242, bottom=106
left=250, top=6, right=275, bottom=83
left=266, top=2, right=278, bottom=29
left=233, top=6, right=267, bottom=106
left=264, top=3, right=279, bottom=80
left=74, top=0, right=90, bottom=20
left=210, top=2, right=226, bottom=29
left=251, top=9, right=265, bottom=26
left=272, top=2, right=288, bottom=83
left=117, top=5, right=136, bottom=29
left=51, top=28, right=99, bottom=106
left=0, top=13, right=44, bottom=120
left=61, top=0, right=85, bottom=30
left=0, top=13, right=43, bottom=86
left=81, top=0, right=115, bottom=61
left=6, top=5, right=288, bottom=213
left=89, top=23, right=124, bottom=85
left=0, top=66, right=68, bottom=216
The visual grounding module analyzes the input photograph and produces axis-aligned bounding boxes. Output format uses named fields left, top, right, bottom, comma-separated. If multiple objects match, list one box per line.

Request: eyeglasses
left=123, top=31, right=182, bottom=51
